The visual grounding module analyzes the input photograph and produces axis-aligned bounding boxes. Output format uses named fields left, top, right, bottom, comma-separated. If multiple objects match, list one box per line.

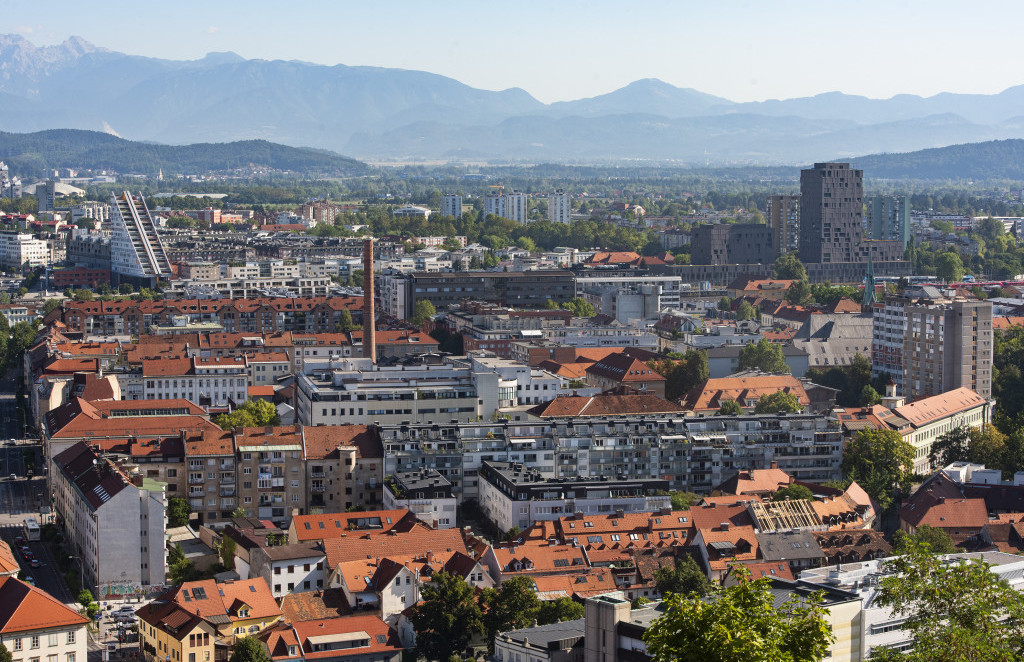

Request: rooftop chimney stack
left=363, top=238, right=376, bottom=363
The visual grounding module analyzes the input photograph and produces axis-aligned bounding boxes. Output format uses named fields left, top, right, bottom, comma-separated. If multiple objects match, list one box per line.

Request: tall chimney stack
left=363, top=238, right=376, bottom=363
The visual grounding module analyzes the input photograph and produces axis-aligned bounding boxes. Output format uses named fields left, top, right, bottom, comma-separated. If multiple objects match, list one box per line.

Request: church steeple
left=862, top=256, right=876, bottom=310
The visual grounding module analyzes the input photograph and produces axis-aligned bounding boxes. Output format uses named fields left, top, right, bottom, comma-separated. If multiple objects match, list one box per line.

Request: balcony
left=220, top=489, right=236, bottom=498
left=311, top=485, right=325, bottom=493
left=310, top=471, right=326, bottom=478
left=189, top=477, right=205, bottom=485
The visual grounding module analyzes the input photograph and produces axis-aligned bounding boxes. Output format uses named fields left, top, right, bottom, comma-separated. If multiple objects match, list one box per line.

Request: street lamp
left=68, top=555, right=85, bottom=592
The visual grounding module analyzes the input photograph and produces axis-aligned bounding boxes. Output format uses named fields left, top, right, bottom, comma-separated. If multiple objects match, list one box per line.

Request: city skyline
left=5, top=0, right=1024, bottom=104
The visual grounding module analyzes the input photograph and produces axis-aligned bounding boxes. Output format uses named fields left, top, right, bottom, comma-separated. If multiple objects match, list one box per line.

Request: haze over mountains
left=4, top=34, right=1024, bottom=165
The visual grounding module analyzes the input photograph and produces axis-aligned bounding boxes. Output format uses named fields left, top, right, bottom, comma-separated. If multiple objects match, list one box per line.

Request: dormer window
left=288, top=647, right=297, bottom=657
left=238, top=608, right=249, bottom=618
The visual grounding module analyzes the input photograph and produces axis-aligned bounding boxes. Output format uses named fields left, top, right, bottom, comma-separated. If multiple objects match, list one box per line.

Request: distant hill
left=0, top=129, right=367, bottom=177
left=851, top=140, right=1024, bottom=180
left=5, top=34, right=1024, bottom=165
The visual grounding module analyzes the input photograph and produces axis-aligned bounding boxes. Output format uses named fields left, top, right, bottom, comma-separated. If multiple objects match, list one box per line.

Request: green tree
left=773, top=484, right=814, bottom=501
left=892, top=524, right=956, bottom=554
left=643, top=567, right=833, bottom=662
left=1, top=642, right=13, bottom=662
left=335, top=309, right=355, bottom=332
left=215, top=400, right=280, bottom=430
left=718, top=399, right=744, bottom=415
left=409, top=572, right=483, bottom=662
left=561, top=297, right=596, bottom=317
left=968, top=425, right=1009, bottom=470
left=717, top=296, right=732, bottom=312
left=738, top=338, right=789, bottom=374
left=935, top=251, right=965, bottom=283
left=736, top=300, right=757, bottom=321
left=841, top=428, right=915, bottom=512
left=480, top=576, right=542, bottom=649
left=536, top=597, right=584, bottom=624
left=648, top=350, right=708, bottom=401
left=653, top=556, right=711, bottom=598
left=515, top=236, right=537, bottom=252
left=669, top=491, right=701, bottom=511
left=231, top=507, right=249, bottom=519
left=774, top=253, right=808, bottom=281
left=871, top=542, right=1024, bottom=661
left=859, top=385, right=881, bottom=406
left=753, top=390, right=802, bottom=414
left=411, top=299, right=437, bottom=327
left=42, top=299, right=61, bottom=315
left=228, top=637, right=271, bottom=662
left=220, top=536, right=237, bottom=568
left=167, top=497, right=191, bottom=528
left=784, top=279, right=813, bottom=306
left=77, top=589, right=93, bottom=609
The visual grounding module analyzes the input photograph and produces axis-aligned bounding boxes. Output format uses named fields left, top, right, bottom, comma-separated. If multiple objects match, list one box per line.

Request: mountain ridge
left=3, top=35, right=1024, bottom=165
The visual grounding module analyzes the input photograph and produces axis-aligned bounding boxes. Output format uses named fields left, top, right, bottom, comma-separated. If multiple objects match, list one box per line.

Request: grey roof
left=796, top=313, right=873, bottom=341
left=757, top=530, right=826, bottom=562
left=706, top=344, right=808, bottom=358
left=260, top=541, right=325, bottom=561
left=392, top=468, right=452, bottom=491
left=498, top=618, right=585, bottom=648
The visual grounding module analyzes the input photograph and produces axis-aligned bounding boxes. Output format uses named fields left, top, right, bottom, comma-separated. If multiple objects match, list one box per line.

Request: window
left=66, top=633, right=75, bottom=645
left=66, top=655, right=75, bottom=662
left=189, top=655, right=196, bottom=662
left=48, top=633, right=59, bottom=646
left=13, top=640, right=21, bottom=652
left=31, top=636, right=39, bottom=649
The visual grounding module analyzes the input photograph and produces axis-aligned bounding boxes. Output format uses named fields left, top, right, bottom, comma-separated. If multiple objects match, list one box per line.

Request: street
left=1, top=475, right=141, bottom=662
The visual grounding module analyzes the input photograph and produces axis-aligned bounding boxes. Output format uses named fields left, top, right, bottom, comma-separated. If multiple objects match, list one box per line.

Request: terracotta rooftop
left=323, top=524, right=469, bottom=568
left=714, top=467, right=793, bottom=496
left=681, top=375, right=809, bottom=412
left=0, top=541, right=17, bottom=576
left=527, top=393, right=684, bottom=418
left=585, top=353, right=666, bottom=385
left=291, top=616, right=401, bottom=660
left=894, top=387, right=989, bottom=427
left=166, top=577, right=281, bottom=623
left=279, top=589, right=351, bottom=622
left=0, top=576, right=90, bottom=633
left=292, top=510, right=415, bottom=543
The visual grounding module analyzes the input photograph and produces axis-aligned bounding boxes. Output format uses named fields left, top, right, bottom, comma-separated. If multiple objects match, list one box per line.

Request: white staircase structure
left=110, top=191, right=172, bottom=281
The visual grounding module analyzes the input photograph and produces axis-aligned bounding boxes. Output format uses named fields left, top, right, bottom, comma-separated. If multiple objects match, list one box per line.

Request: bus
left=22, top=517, right=40, bottom=542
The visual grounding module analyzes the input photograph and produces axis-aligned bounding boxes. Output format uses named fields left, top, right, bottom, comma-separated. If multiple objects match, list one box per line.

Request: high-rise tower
left=363, top=238, right=376, bottom=363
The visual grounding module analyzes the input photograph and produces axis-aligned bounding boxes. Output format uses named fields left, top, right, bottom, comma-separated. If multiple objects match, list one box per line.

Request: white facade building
left=548, top=189, right=572, bottom=224
left=441, top=194, right=463, bottom=219
left=0, top=232, right=48, bottom=269
left=0, top=578, right=89, bottom=662
left=109, top=192, right=172, bottom=283
left=248, top=543, right=327, bottom=598
left=142, top=357, right=249, bottom=409
left=51, top=442, right=166, bottom=595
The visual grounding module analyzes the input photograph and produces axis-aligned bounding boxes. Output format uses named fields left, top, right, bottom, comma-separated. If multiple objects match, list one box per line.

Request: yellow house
left=137, top=604, right=216, bottom=662
left=137, top=578, right=281, bottom=661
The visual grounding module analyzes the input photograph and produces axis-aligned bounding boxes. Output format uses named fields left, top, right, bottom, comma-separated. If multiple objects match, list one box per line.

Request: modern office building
left=548, top=189, right=572, bottom=224
left=109, top=192, right=173, bottom=287
left=0, top=232, right=48, bottom=270
left=867, top=195, right=911, bottom=247
left=690, top=223, right=775, bottom=265
left=797, top=163, right=904, bottom=264
left=37, top=180, right=57, bottom=213
left=441, top=193, right=463, bottom=219
left=767, top=194, right=800, bottom=255
left=398, top=270, right=576, bottom=318
left=871, top=285, right=993, bottom=399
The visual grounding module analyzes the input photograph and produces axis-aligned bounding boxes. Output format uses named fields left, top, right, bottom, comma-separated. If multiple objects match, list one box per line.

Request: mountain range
left=4, top=34, right=1024, bottom=166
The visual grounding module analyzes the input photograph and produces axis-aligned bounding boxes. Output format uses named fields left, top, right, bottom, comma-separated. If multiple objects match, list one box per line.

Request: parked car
left=29, top=559, right=40, bottom=568
left=115, top=606, right=135, bottom=614
left=14, top=536, right=23, bottom=545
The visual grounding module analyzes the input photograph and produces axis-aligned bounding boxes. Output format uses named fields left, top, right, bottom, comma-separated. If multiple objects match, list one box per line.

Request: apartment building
left=392, top=270, right=575, bottom=319
left=867, top=195, right=911, bottom=246
left=382, top=468, right=457, bottom=529
left=441, top=193, right=463, bottom=219
left=109, top=192, right=173, bottom=287
left=0, top=578, right=89, bottom=662
left=142, top=357, right=248, bottom=408
left=485, top=189, right=528, bottom=223
left=871, top=286, right=993, bottom=399
left=479, top=461, right=671, bottom=532
left=295, top=357, right=496, bottom=427
left=575, top=274, right=684, bottom=310
left=548, top=189, right=572, bottom=224
left=0, top=232, right=48, bottom=270
left=51, top=442, right=166, bottom=594
left=57, top=296, right=364, bottom=336
left=248, top=542, right=327, bottom=597
left=380, top=401, right=843, bottom=502
left=767, top=194, right=800, bottom=256
left=184, top=430, right=239, bottom=526
left=235, top=426, right=308, bottom=522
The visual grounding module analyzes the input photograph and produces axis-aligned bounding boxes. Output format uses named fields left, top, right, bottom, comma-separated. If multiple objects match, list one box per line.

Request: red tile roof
left=0, top=576, right=90, bottom=633
left=527, top=393, right=683, bottom=418
left=894, top=388, right=989, bottom=427
left=585, top=353, right=666, bottom=385
left=682, top=375, right=809, bottom=412
left=0, top=541, right=17, bottom=576
left=291, top=616, right=401, bottom=660
left=323, top=524, right=468, bottom=568
left=166, top=578, right=281, bottom=623
left=293, top=510, right=416, bottom=542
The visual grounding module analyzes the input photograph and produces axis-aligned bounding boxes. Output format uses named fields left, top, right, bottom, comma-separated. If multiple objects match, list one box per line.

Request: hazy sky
left=6, top=0, right=1022, bottom=104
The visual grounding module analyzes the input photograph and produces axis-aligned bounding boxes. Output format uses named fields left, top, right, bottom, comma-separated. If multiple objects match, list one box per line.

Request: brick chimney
left=363, top=238, right=376, bottom=363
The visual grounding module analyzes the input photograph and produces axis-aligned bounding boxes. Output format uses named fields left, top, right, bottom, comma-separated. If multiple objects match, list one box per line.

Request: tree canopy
left=411, top=299, right=437, bottom=328
left=871, top=542, right=1024, bottom=661
left=409, top=572, right=483, bottom=661
left=214, top=400, right=280, bottom=430
left=753, top=390, right=803, bottom=414
left=228, top=638, right=272, bottom=662
left=840, top=428, right=915, bottom=512
left=738, top=338, right=789, bottom=374
left=774, top=253, right=808, bottom=281
left=647, top=350, right=709, bottom=400
left=718, top=399, right=744, bottom=416
left=643, top=567, right=834, bottom=662
left=892, top=524, right=956, bottom=554
left=653, top=556, right=711, bottom=598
